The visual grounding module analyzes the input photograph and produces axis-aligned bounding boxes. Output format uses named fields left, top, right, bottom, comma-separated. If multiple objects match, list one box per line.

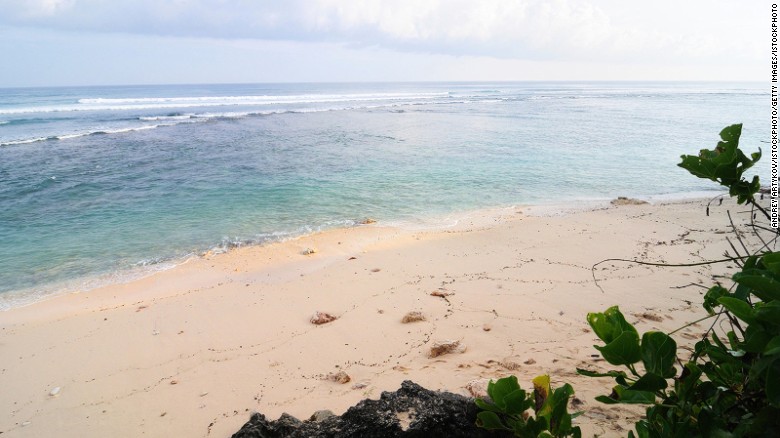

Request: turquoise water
left=0, top=82, right=768, bottom=308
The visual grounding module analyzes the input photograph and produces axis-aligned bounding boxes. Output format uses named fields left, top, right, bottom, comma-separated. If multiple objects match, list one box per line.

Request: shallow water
left=0, top=82, right=767, bottom=308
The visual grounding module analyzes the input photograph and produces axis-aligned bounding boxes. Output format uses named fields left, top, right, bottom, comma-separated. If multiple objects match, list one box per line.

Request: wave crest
left=1, top=98, right=468, bottom=146
left=0, top=92, right=452, bottom=115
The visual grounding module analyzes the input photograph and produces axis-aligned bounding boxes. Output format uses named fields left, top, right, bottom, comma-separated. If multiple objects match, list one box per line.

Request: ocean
left=0, top=82, right=768, bottom=309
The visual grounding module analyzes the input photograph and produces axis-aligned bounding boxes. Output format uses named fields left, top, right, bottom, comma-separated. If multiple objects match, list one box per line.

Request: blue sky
left=0, top=0, right=766, bottom=87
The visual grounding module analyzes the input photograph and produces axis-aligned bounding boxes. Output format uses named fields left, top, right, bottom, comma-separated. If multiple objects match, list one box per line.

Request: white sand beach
left=0, top=197, right=749, bottom=437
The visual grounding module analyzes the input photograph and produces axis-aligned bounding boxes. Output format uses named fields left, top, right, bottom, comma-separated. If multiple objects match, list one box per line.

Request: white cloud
left=287, top=0, right=618, bottom=58
left=12, top=0, right=74, bottom=17
left=0, top=0, right=764, bottom=75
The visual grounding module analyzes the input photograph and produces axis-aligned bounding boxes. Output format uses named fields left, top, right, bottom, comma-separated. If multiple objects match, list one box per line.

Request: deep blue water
left=0, top=82, right=768, bottom=308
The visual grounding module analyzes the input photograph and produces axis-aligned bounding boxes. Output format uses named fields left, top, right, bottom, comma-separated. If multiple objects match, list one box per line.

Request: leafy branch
left=580, top=124, right=780, bottom=437
left=476, top=123, right=780, bottom=437
left=476, top=375, right=581, bottom=438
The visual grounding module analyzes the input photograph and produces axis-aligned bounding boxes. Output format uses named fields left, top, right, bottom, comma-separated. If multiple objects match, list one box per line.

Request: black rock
left=231, top=380, right=513, bottom=438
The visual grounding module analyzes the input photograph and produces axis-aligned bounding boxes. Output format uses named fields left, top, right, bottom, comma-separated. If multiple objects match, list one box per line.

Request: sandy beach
left=0, top=196, right=749, bottom=437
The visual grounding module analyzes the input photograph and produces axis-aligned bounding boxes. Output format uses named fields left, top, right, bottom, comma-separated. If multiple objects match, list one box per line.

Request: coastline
left=2, top=80, right=761, bottom=312
left=0, top=196, right=743, bottom=437
left=0, top=190, right=724, bottom=312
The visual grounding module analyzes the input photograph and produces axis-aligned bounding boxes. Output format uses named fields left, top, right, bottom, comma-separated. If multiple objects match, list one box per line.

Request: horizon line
left=0, top=79, right=766, bottom=90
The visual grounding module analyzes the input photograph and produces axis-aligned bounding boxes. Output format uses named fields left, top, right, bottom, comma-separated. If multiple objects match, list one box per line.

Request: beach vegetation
left=475, top=374, right=581, bottom=437
left=581, top=123, right=780, bottom=436
left=476, top=124, right=780, bottom=437
left=678, top=124, right=762, bottom=206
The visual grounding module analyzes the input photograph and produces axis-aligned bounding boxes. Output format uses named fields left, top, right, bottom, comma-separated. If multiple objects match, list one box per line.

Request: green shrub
left=476, top=124, right=780, bottom=437
left=584, top=124, right=780, bottom=436
left=475, top=374, right=581, bottom=438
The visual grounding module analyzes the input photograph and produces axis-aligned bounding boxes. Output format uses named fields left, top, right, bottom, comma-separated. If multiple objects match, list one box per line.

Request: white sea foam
left=0, top=98, right=469, bottom=146
left=77, top=92, right=447, bottom=105
left=0, top=92, right=453, bottom=115
left=0, top=259, right=179, bottom=311
left=0, top=124, right=177, bottom=146
left=0, top=137, right=49, bottom=146
left=99, top=124, right=167, bottom=134
left=0, top=120, right=9, bottom=125
left=139, top=114, right=194, bottom=121
left=55, top=133, right=88, bottom=140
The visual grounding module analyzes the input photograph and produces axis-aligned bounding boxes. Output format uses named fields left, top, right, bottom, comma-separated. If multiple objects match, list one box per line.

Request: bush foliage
left=475, top=374, right=581, bottom=438
left=476, top=124, right=780, bottom=437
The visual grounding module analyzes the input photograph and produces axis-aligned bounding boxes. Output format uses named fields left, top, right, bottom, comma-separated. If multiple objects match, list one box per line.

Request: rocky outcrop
left=231, top=380, right=512, bottom=438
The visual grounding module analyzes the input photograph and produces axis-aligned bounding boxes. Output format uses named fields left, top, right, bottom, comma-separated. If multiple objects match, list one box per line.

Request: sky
left=0, top=0, right=767, bottom=87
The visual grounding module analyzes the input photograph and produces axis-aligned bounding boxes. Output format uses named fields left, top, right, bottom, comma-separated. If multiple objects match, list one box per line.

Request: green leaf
left=705, top=343, right=740, bottom=367
left=726, top=330, right=740, bottom=351
left=717, top=297, right=756, bottom=324
left=743, top=324, right=771, bottom=353
left=476, top=411, right=511, bottom=431
left=744, top=255, right=759, bottom=270
left=766, top=358, right=780, bottom=406
left=761, top=252, right=780, bottom=276
left=765, top=336, right=780, bottom=355
left=755, top=301, right=780, bottom=326
left=550, top=382, right=575, bottom=408
left=733, top=281, right=752, bottom=301
left=545, top=384, right=576, bottom=435
left=703, top=285, right=729, bottom=315
left=474, top=398, right=504, bottom=414
left=587, top=306, right=637, bottom=344
left=710, top=332, right=728, bottom=352
left=678, top=124, right=743, bottom=182
left=697, top=404, right=716, bottom=435
left=526, top=416, right=548, bottom=435
left=749, top=355, right=777, bottom=379
left=720, top=123, right=742, bottom=143
left=634, top=420, right=652, bottom=438
left=594, top=330, right=642, bottom=366
left=503, top=389, right=531, bottom=416
left=628, top=372, right=667, bottom=392
left=595, top=385, right=655, bottom=405
left=676, top=362, right=702, bottom=401
left=487, top=376, right=520, bottom=411
left=696, top=381, right=718, bottom=401
left=613, top=386, right=656, bottom=404
left=678, top=123, right=762, bottom=204
left=641, top=331, right=677, bottom=377
left=594, top=395, right=620, bottom=404
left=732, top=273, right=780, bottom=302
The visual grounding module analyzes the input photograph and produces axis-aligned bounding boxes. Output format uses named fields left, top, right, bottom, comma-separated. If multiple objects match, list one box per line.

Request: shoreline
left=0, top=195, right=742, bottom=437
left=0, top=189, right=724, bottom=312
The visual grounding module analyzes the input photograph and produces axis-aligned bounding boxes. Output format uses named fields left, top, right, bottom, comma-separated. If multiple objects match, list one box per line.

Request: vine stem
left=748, top=198, right=771, bottom=222
left=591, top=256, right=749, bottom=294
left=668, top=314, right=716, bottom=336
